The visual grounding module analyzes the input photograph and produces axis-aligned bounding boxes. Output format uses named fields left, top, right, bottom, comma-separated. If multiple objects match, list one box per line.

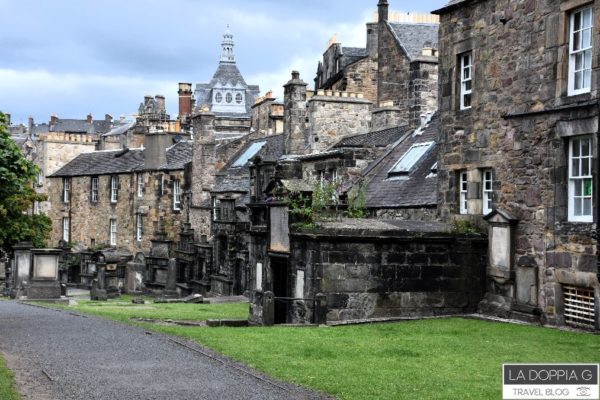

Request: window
left=36, top=171, right=43, bottom=186
left=226, top=92, right=233, bottom=103
left=460, top=52, right=472, bottom=110
left=62, top=178, right=70, bottom=203
left=235, top=93, right=243, bottom=104
left=137, top=174, right=143, bottom=198
left=459, top=171, right=468, bottom=214
left=91, top=177, right=98, bottom=203
left=62, top=217, right=70, bottom=242
left=569, top=6, right=593, bottom=96
left=388, top=142, right=434, bottom=175
left=232, top=141, right=267, bottom=167
left=563, top=285, right=596, bottom=329
left=212, top=198, right=221, bottom=221
left=482, top=169, right=493, bottom=215
left=215, top=92, right=223, bottom=103
left=173, top=180, right=181, bottom=210
left=110, top=176, right=119, bottom=203
left=109, top=219, right=117, bottom=246
left=568, top=136, right=593, bottom=222
left=135, top=214, right=142, bottom=242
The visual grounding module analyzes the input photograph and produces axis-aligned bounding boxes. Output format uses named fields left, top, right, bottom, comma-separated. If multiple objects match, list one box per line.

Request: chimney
left=50, top=114, right=58, bottom=126
left=178, top=83, right=193, bottom=119
left=190, top=110, right=216, bottom=209
left=378, top=0, right=389, bottom=23
left=105, top=114, right=112, bottom=124
left=144, top=129, right=171, bottom=170
left=155, top=95, right=166, bottom=113
left=28, top=116, right=34, bottom=134
left=283, top=71, right=308, bottom=155
left=86, top=113, right=93, bottom=123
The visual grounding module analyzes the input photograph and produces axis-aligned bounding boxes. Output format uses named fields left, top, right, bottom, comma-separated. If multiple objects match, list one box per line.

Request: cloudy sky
left=1, top=0, right=447, bottom=124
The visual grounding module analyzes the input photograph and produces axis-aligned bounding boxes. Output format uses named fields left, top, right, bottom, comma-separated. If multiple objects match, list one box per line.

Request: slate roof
left=388, top=22, right=439, bottom=60
left=333, top=125, right=410, bottom=148
left=213, top=134, right=285, bottom=194
left=32, top=119, right=113, bottom=135
left=362, top=115, right=439, bottom=208
left=341, top=47, right=368, bottom=68
left=51, top=140, right=193, bottom=177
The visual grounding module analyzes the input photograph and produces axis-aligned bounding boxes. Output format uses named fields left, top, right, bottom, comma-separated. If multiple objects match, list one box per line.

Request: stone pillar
left=191, top=111, right=216, bottom=208
left=263, top=291, right=274, bottom=326
left=166, top=258, right=177, bottom=292
left=283, top=71, right=308, bottom=155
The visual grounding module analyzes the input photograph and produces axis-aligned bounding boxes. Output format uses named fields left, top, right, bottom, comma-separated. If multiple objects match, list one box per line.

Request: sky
left=0, top=0, right=448, bottom=125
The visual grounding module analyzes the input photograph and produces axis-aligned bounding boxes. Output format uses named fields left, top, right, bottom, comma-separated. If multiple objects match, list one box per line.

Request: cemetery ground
left=0, top=355, right=20, bottom=400
left=37, top=296, right=600, bottom=400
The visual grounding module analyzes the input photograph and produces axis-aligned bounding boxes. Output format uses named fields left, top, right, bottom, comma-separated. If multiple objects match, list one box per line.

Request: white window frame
left=36, top=170, right=43, bottom=186
left=482, top=169, right=493, bottom=215
left=568, top=6, right=594, bottom=96
left=137, top=174, right=143, bottom=198
left=110, top=176, right=118, bottom=203
left=91, top=177, right=98, bottom=203
left=568, top=136, right=593, bottom=222
left=459, top=171, right=468, bottom=215
left=173, top=180, right=181, bottom=211
left=63, top=178, right=70, bottom=203
left=62, top=217, right=70, bottom=242
left=460, top=52, right=472, bottom=110
left=135, top=214, right=142, bottom=242
left=109, top=219, right=117, bottom=246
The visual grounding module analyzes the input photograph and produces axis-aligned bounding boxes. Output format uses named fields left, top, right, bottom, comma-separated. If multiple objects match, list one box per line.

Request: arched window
left=235, top=93, right=243, bottom=104
left=215, top=92, right=223, bottom=103
left=226, top=92, right=233, bottom=103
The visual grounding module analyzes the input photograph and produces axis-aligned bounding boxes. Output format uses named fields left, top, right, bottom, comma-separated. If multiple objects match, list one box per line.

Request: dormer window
left=388, top=142, right=434, bottom=176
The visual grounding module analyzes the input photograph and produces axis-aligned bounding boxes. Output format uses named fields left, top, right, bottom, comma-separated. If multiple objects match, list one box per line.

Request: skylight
left=388, top=141, right=434, bottom=175
left=232, top=141, right=267, bottom=167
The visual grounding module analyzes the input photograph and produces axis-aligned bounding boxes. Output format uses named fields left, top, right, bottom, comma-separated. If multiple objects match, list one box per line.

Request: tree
left=0, top=112, right=51, bottom=252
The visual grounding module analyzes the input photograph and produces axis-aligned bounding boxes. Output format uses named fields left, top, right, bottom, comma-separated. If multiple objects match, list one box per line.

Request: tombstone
left=27, top=249, right=62, bottom=299
left=263, top=291, right=275, bottom=326
left=12, top=242, right=33, bottom=296
left=314, top=293, right=328, bottom=325
left=166, top=258, right=177, bottom=292
left=91, top=261, right=108, bottom=301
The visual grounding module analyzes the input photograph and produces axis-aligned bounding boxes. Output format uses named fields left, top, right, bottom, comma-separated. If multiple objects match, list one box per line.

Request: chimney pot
left=292, top=71, right=300, bottom=80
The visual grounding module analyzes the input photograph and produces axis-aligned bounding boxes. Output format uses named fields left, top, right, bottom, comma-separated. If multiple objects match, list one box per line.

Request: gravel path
left=0, top=301, right=328, bottom=400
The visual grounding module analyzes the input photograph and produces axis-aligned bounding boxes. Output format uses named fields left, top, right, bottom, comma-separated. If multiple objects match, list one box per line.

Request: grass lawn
left=56, top=298, right=600, bottom=400
left=0, top=355, right=20, bottom=400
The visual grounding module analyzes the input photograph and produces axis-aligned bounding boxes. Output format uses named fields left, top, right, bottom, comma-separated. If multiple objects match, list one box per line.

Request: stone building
left=375, top=1, right=439, bottom=129
left=251, top=91, right=284, bottom=136
left=181, top=27, right=260, bottom=142
left=433, top=0, right=600, bottom=330
left=48, top=131, right=190, bottom=257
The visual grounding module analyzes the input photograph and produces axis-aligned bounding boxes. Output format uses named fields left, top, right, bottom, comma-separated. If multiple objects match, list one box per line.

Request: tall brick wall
left=436, top=0, right=600, bottom=326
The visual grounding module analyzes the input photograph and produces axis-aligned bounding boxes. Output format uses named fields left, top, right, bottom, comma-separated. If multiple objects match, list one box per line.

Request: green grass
left=57, top=298, right=600, bottom=400
left=48, top=295, right=249, bottom=323
left=0, top=355, right=20, bottom=400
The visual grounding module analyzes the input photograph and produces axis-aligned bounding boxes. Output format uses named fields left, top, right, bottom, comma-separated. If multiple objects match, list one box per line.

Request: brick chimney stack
left=190, top=110, right=216, bottom=209
left=178, top=83, right=193, bottom=119
left=283, top=71, right=308, bottom=155
left=50, top=114, right=58, bottom=126
left=86, top=113, right=93, bottom=123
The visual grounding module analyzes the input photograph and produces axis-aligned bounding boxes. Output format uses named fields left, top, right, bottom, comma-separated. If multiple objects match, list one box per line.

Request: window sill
left=555, top=92, right=592, bottom=107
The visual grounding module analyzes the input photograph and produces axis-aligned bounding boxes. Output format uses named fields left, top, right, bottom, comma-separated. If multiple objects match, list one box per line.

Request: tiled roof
left=213, top=134, right=284, bottom=193
left=51, top=140, right=193, bottom=177
left=363, top=115, right=439, bottom=208
left=333, top=125, right=409, bottom=148
left=388, top=22, right=439, bottom=60
left=32, top=118, right=113, bottom=135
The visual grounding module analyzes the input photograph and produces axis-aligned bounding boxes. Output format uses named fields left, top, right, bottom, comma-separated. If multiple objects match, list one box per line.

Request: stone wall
left=48, top=170, right=185, bottom=255
left=327, top=58, right=378, bottom=104
left=372, top=207, right=438, bottom=221
left=435, top=0, right=600, bottom=327
left=287, top=227, right=487, bottom=323
left=307, top=92, right=372, bottom=153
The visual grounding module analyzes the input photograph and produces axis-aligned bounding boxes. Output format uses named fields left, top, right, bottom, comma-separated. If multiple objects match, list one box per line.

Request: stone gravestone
left=90, top=266, right=108, bottom=301
left=27, top=249, right=62, bottom=299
